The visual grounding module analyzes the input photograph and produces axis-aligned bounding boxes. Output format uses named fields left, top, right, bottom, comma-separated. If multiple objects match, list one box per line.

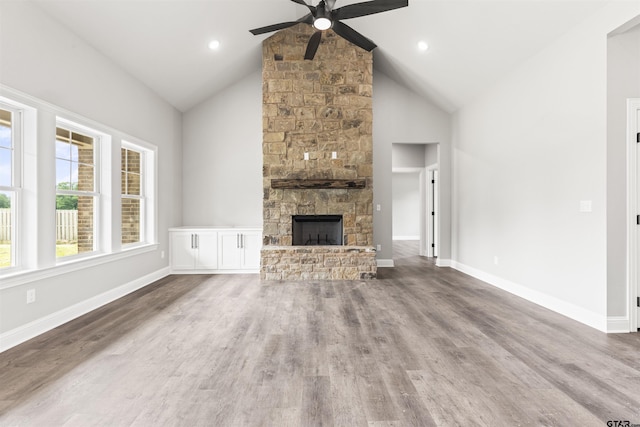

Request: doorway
left=391, top=143, right=439, bottom=260
left=630, top=99, right=640, bottom=331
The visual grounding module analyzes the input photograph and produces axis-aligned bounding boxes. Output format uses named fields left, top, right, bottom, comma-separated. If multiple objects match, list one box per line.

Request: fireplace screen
left=292, top=215, right=343, bottom=246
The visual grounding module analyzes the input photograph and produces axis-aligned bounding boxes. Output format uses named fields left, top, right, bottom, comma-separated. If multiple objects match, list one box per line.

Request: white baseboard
left=451, top=261, right=607, bottom=333
left=0, top=267, right=171, bottom=353
left=435, top=258, right=452, bottom=267
left=393, top=236, right=420, bottom=241
left=607, top=316, right=632, bottom=333
left=377, top=259, right=395, bottom=268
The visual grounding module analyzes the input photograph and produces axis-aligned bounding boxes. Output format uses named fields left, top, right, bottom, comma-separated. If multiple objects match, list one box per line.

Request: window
left=55, top=125, right=99, bottom=258
left=0, top=105, right=20, bottom=269
left=121, top=146, right=143, bottom=245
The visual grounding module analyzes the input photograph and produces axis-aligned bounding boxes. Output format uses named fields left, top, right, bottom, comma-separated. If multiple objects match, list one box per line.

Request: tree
left=0, top=193, right=10, bottom=208
left=56, top=182, right=78, bottom=210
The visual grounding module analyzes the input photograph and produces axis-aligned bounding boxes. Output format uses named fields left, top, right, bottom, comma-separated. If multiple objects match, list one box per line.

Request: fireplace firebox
left=292, top=215, right=343, bottom=246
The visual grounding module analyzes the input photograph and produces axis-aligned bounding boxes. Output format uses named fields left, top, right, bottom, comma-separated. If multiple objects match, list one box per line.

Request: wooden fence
left=0, top=209, right=78, bottom=242
left=0, top=209, right=9, bottom=242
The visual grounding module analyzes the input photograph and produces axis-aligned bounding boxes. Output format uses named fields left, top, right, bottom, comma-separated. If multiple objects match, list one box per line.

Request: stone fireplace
left=260, top=24, right=376, bottom=280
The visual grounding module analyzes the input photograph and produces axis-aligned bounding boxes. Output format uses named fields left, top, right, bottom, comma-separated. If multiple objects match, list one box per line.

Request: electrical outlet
left=161, top=250, right=165, bottom=259
left=377, top=244, right=382, bottom=251
left=26, top=289, right=36, bottom=304
left=331, top=151, right=337, bottom=159
left=494, top=256, right=499, bottom=265
left=376, top=204, right=381, bottom=211
left=304, top=152, right=309, bottom=160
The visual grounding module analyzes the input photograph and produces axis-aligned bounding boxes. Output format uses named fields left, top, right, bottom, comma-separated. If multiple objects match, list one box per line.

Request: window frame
left=121, top=139, right=156, bottom=249
left=54, top=118, right=104, bottom=262
left=0, top=101, right=23, bottom=271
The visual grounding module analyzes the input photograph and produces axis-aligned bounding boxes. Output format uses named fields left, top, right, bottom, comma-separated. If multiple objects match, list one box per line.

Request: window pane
left=56, top=198, right=77, bottom=258
left=0, top=148, right=11, bottom=187
left=77, top=163, right=94, bottom=192
left=0, top=191, right=11, bottom=269
left=56, top=195, right=94, bottom=257
left=127, top=150, right=141, bottom=174
left=56, top=158, right=71, bottom=188
left=76, top=138, right=94, bottom=166
left=70, top=142, right=79, bottom=162
left=0, top=125, right=11, bottom=149
left=121, top=171, right=127, bottom=194
left=122, top=198, right=140, bottom=244
left=55, top=139, right=70, bottom=160
left=121, top=148, right=127, bottom=172
left=126, top=172, right=140, bottom=196
left=77, top=195, right=94, bottom=253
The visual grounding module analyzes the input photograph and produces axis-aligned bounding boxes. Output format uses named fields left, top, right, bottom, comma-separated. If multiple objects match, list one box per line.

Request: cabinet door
left=195, top=231, right=218, bottom=270
left=170, top=232, right=196, bottom=270
left=218, top=232, right=241, bottom=270
left=240, top=231, right=262, bottom=270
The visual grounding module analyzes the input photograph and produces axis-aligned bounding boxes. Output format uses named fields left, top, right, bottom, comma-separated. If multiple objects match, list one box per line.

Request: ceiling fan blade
left=332, top=21, right=377, bottom=52
left=290, top=0, right=316, bottom=14
left=250, top=13, right=313, bottom=35
left=304, top=31, right=323, bottom=60
left=326, top=0, right=337, bottom=11
left=250, top=21, right=300, bottom=35
left=333, top=0, right=408, bottom=20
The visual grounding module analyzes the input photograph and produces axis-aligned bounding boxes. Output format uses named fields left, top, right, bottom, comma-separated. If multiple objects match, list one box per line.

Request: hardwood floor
left=1, top=241, right=639, bottom=426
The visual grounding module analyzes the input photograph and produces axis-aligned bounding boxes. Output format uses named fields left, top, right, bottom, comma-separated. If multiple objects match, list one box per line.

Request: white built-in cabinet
left=169, top=227, right=262, bottom=274
left=218, top=231, right=261, bottom=270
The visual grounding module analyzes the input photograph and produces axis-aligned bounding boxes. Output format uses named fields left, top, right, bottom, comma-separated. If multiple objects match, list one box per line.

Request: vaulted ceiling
left=33, top=0, right=611, bottom=112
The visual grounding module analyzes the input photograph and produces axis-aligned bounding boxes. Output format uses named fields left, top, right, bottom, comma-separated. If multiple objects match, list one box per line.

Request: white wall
left=392, top=172, right=420, bottom=239
left=0, top=3, right=182, bottom=339
left=392, top=143, right=425, bottom=169
left=452, top=2, right=640, bottom=331
left=373, top=71, right=451, bottom=261
left=182, top=71, right=263, bottom=227
left=425, top=144, right=438, bottom=168
left=607, top=22, right=640, bottom=318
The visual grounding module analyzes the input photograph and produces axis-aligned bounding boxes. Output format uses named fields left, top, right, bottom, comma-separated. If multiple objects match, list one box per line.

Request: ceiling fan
left=249, top=0, right=408, bottom=60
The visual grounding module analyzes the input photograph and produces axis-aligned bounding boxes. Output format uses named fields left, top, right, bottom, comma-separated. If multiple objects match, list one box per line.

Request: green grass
left=0, top=244, right=9, bottom=268
left=56, top=244, right=78, bottom=258
left=0, top=243, right=78, bottom=269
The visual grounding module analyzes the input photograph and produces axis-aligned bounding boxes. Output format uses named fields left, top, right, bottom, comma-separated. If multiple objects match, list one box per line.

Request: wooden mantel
left=271, top=179, right=367, bottom=190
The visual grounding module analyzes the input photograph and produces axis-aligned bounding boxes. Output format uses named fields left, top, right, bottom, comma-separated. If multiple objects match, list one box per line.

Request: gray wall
left=607, top=23, right=640, bottom=317
left=182, top=71, right=263, bottom=227
left=373, top=71, right=451, bottom=261
left=452, top=3, right=640, bottom=330
left=392, top=173, right=420, bottom=239
left=392, top=143, right=425, bottom=169
left=0, top=2, right=182, bottom=335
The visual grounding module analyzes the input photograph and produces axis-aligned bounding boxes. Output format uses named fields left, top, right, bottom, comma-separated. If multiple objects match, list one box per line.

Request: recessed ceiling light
left=208, top=40, right=220, bottom=50
left=417, top=41, right=429, bottom=52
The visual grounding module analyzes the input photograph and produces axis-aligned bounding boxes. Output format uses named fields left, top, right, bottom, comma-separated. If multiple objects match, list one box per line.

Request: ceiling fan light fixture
left=313, top=17, right=332, bottom=30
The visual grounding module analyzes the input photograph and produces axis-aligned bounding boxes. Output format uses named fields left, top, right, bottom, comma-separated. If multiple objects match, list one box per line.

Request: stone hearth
left=260, top=24, right=376, bottom=280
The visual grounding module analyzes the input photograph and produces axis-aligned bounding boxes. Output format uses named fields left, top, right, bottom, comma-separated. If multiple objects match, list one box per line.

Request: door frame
left=426, top=166, right=439, bottom=257
left=626, top=98, right=640, bottom=332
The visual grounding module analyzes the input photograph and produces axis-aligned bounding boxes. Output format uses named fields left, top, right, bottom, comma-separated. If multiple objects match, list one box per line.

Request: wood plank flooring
left=1, top=240, right=639, bottom=426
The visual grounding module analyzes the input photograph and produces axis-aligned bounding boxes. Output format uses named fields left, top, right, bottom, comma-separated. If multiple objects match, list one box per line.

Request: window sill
left=0, top=243, right=159, bottom=290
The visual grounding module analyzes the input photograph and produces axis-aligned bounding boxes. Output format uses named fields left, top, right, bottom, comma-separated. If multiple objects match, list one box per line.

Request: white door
left=195, top=231, right=218, bottom=270
left=218, top=231, right=241, bottom=269
left=241, top=231, right=262, bottom=270
left=170, top=232, right=196, bottom=270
